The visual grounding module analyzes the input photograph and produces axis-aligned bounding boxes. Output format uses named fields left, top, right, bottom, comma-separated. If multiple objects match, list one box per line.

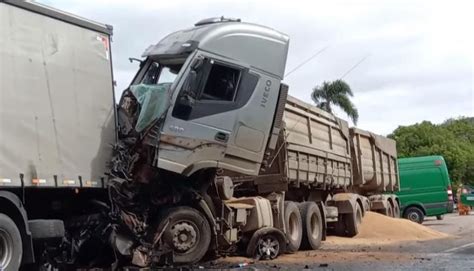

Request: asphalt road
left=211, top=213, right=474, bottom=270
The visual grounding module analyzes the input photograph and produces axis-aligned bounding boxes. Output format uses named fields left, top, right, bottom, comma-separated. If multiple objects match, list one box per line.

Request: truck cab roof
left=142, top=18, right=290, bottom=79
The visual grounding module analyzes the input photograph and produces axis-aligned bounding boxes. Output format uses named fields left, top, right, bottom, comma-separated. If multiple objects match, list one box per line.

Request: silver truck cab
left=125, top=18, right=289, bottom=177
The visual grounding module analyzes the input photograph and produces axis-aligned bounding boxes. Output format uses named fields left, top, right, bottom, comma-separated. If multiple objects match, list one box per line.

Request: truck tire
left=403, top=206, right=424, bottom=224
left=159, top=206, right=211, bottom=264
left=338, top=203, right=363, bottom=237
left=28, top=220, right=65, bottom=240
left=0, top=213, right=23, bottom=271
left=436, top=215, right=444, bottom=220
left=298, top=202, right=322, bottom=250
left=283, top=201, right=302, bottom=253
left=386, top=203, right=394, bottom=217
left=393, top=201, right=401, bottom=218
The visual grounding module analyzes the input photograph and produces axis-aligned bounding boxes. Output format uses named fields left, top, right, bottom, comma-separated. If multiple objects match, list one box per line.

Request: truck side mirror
left=128, top=57, right=144, bottom=68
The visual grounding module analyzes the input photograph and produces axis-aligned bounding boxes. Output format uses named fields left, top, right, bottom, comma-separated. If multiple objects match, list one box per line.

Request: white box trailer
left=0, top=0, right=116, bottom=188
left=0, top=1, right=115, bottom=269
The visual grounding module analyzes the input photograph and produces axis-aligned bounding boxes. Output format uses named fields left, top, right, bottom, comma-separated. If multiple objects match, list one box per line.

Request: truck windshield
left=141, top=61, right=182, bottom=86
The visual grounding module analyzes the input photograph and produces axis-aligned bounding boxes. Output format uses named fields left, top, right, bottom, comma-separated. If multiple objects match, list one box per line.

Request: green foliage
left=311, top=79, right=359, bottom=125
left=389, top=117, right=474, bottom=186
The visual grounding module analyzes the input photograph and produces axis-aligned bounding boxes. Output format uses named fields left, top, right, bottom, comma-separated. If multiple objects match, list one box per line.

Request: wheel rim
left=310, top=213, right=320, bottom=240
left=288, top=212, right=299, bottom=241
left=257, top=235, right=279, bottom=260
left=408, top=212, right=420, bottom=222
left=0, top=229, right=13, bottom=268
left=170, top=221, right=199, bottom=254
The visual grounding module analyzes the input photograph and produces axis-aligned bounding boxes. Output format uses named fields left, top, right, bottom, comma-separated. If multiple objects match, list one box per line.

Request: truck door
left=162, top=52, right=280, bottom=176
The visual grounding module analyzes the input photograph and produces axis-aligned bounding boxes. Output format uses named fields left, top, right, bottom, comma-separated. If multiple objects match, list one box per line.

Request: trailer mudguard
left=328, top=193, right=360, bottom=214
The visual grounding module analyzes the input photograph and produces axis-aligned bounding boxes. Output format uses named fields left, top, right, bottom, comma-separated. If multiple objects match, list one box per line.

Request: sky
left=40, top=0, right=473, bottom=135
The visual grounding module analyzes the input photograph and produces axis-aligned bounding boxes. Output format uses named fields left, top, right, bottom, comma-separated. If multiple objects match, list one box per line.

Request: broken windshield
left=125, top=61, right=184, bottom=132
left=141, top=61, right=182, bottom=86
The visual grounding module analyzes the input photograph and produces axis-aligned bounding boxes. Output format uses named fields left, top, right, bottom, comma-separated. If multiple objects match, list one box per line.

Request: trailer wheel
left=403, top=206, right=424, bottom=224
left=158, top=207, right=211, bottom=264
left=283, top=201, right=302, bottom=253
left=0, top=214, right=22, bottom=271
left=298, top=202, right=322, bottom=250
left=386, top=203, right=394, bottom=217
left=341, top=203, right=363, bottom=237
left=393, top=201, right=401, bottom=218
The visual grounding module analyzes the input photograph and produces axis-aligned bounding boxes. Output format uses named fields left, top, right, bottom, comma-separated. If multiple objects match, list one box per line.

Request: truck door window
left=199, top=63, right=240, bottom=102
left=173, top=58, right=258, bottom=120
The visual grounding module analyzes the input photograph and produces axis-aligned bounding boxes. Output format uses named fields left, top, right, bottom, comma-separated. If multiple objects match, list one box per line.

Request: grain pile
left=326, top=211, right=449, bottom=246
left=356, top=211, right=448, bottom=240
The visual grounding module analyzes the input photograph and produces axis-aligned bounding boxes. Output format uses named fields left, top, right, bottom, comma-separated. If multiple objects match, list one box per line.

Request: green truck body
left=396, top=156, right=454, bottom=223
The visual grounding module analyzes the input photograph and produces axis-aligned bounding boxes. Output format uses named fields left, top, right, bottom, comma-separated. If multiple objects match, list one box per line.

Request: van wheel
left=404, top=206, right=424, bottom=224
left=436, top=215, right=444, bottom=220
left=283, top=201, right=302, bottom=253
left=393, top=201, right=401, bottom=218
left=158, top=207, right=211, bottom=264
left=298, top=202, right=322, bottom=250
left=0, top=214, right=23, bottom=271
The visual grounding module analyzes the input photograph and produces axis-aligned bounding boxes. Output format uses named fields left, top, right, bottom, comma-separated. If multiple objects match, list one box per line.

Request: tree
left=311, top=79, right=359, bottom=125
left=388, top=117, right=474, bottom=186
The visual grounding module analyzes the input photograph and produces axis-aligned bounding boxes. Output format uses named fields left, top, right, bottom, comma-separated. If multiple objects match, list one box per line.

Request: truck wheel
left=0, top=214, right=22, bottom=271
left=159, top=207, right=211, bottom=264
left=283, top=201, right=302, bottom=253
left=343, top=203, right=363, bottom=237
left=393, top=201, right=401, bottom=218
left=386, top=203, right=394, bottom=217
left=436, top=215, right=444, bottom=220
left=298, top=202, right=322, bottom=250
left=403, top=206, right=424, bottom=224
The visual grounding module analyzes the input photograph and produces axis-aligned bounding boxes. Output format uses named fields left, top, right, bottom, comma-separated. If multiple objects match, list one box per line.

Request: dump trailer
left=0, top=1, right=116, bottom=270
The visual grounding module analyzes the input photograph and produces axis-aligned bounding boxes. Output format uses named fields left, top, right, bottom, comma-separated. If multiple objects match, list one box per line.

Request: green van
left=396, top=156, right=454, bottom=224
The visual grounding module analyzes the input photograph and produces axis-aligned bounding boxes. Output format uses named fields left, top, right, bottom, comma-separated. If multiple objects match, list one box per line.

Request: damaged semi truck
left=0, top=1, right=400, bottom=269
left=110, top=17, right=401, bottom=266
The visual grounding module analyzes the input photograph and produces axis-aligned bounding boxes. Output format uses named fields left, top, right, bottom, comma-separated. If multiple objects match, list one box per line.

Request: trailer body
left=0, top=1, right=115, bottom=269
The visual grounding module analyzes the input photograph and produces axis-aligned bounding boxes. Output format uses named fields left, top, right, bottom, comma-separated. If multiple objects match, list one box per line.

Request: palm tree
left=311, top=79, right=359, bottom=125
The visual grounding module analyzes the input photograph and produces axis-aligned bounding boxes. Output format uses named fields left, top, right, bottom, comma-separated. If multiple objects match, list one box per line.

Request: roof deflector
left=194, top=16, right=241, bottom=26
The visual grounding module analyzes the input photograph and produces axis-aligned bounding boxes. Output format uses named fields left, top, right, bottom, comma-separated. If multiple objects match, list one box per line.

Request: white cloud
left=39, top=0, right=474, bottom=134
